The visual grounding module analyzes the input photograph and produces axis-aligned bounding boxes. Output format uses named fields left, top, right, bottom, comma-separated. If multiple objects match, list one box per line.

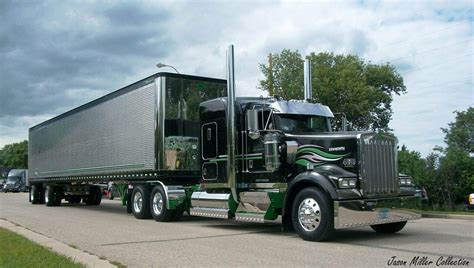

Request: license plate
left=378, top=208, right=390, bottom=219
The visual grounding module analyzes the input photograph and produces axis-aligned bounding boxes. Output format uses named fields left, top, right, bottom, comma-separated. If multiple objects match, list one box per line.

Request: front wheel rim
left=133, top=192, right=143, bottom=213
left=152, top=192, right=164, bottom=216
left=298, top=198, right=321, bottom=231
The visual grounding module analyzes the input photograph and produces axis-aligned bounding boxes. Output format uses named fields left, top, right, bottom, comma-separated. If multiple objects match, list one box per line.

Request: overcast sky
left=0, top=0, right=472, bottom=156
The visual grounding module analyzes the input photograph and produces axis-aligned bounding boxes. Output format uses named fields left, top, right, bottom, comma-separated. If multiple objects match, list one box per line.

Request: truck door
left=244, top=109, right=274, bottom=173
left=201, top=122, right=218, bottom=180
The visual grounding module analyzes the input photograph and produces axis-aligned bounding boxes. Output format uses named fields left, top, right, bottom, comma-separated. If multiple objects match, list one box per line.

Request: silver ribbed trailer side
left=29, top=78, right=158, bottom=180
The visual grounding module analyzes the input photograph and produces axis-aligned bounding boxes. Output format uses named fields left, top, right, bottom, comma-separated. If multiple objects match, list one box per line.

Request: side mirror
left=246, top=109, right=260, bottom=140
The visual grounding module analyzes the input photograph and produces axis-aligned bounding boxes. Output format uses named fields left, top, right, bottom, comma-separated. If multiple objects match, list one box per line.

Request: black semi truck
left=28, top=45, right=420, bottom=241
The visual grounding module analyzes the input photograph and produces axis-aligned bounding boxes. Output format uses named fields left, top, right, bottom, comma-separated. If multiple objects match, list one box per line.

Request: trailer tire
left=53, top=186, right=62, bottom=206
left=150, top=185, right=174, bottom=222
left=45, top=185, right=61, bottom=207
left=370, top=221, right=407, bottom=234
left=85, top=185, right=102, bottom=206
left=291, top=187, right=333, bottom=242
left=30, top=185, right=40, bottom=204
left=131, top=185, right=151, bottom=219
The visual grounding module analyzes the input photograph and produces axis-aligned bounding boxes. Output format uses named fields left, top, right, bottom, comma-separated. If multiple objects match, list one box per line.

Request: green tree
left=0, top=140, right=28, bottom=169
left=441, top=107, right=474, bottom=154
left=435, top=108, right=474, bottom=209
left=398, top=144, right=426, bottom=186
left=259, top=50, right=406, bottom=132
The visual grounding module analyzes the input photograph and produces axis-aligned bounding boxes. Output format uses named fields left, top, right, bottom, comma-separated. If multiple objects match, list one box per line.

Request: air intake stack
left=226, top=45, right=238, bottom=202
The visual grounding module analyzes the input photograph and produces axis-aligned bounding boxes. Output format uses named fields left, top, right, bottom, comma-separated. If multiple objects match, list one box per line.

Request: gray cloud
left=0, top=1, right=171, bottom=117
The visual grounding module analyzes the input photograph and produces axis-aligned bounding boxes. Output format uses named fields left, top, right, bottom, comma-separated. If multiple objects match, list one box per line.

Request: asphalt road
left=1, top=193, right=473, bottom=267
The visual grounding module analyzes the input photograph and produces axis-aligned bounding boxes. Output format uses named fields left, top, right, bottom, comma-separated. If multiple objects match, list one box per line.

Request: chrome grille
left=359, top=134, right=399, bottom=196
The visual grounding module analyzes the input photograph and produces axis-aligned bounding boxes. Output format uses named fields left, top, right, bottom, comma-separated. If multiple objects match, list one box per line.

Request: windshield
left=7, top=176, right=21, bottom=183
left=275, top=114, right=330, bottom=133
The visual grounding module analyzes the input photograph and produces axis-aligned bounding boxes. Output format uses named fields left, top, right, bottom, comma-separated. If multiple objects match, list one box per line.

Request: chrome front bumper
left=334, top=196, right=421, bottom=229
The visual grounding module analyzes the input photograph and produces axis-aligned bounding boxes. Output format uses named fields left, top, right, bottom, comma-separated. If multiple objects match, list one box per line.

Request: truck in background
left=28, top=45, right=421, bottom=241
left=4, top=169, right=29, bottom=192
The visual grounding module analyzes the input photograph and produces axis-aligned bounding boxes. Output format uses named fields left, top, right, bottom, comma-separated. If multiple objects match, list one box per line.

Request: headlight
left=338, top=177, right=357, bottom=189
left=399, top=177, right=412, bottom=186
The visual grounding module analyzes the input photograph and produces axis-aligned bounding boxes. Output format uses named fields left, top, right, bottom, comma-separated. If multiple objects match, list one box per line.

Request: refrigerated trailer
left=29, top=45, right=421, bottom=241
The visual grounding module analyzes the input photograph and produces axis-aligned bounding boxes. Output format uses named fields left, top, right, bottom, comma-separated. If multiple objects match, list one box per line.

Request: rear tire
left=150, top=185, right=175, bottom=222
left=85, top=185, right=102, bottom=205
left=30, top=185, right=40, bottom=204
left=131, top=185, right=151, bottom=219
left=291, top=187, right=334, bottom=242
left=371, top=221, right=407, bottom=234
left=45, top=185, right=61, bottom=207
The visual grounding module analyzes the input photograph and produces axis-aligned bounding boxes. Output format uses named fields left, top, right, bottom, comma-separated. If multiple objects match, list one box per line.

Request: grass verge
left=0, top=227, right=85, bottom=267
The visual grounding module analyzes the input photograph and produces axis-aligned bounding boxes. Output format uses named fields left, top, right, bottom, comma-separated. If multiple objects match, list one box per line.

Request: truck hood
left=283, top=131, right=365, bottom=172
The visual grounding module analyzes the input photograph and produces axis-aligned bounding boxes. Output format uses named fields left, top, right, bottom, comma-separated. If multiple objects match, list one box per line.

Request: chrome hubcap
left=30, top=188, right=34, bottom=201
left=298, top=198, right=321, bottom=231
left=152, top=192, right=164, bottom=216
left=133, top=192, right=143, bottom=213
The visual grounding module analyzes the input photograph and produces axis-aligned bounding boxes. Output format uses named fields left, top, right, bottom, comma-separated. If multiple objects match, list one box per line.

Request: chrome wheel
left=298, top=198, right=321, bottom=231
left=133, top=191, right=143, bottom=213
left=152, top=192, right=164, bottom=216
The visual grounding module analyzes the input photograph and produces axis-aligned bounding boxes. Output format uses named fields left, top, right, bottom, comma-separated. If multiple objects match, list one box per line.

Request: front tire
left=291, top=187, right=334, bottom=242
left=371, top=221, right=407, bottom=234
left=131, top=185, right=151, bottom=219
left=150, top=185, right=175, bottom=222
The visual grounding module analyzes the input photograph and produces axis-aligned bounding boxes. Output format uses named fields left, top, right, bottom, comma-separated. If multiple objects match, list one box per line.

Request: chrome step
left=235, top=213, right=265, bottom=223
left=190, top=207, right=229, bottom=219
left=190, top=191, right=231, bottom=219
left=235, top=191, right=273, bottom=223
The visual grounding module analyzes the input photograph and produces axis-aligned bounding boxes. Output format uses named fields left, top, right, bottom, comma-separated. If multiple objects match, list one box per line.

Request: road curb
left=0, top=219, right=116, bottom=268
left=422, top=213, right=474, bottom=220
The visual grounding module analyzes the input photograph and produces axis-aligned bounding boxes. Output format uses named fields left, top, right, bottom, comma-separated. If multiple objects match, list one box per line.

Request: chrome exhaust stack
left=304, top=58, right=312, bottom=102
left=226, top=45, right=238, bottom=202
